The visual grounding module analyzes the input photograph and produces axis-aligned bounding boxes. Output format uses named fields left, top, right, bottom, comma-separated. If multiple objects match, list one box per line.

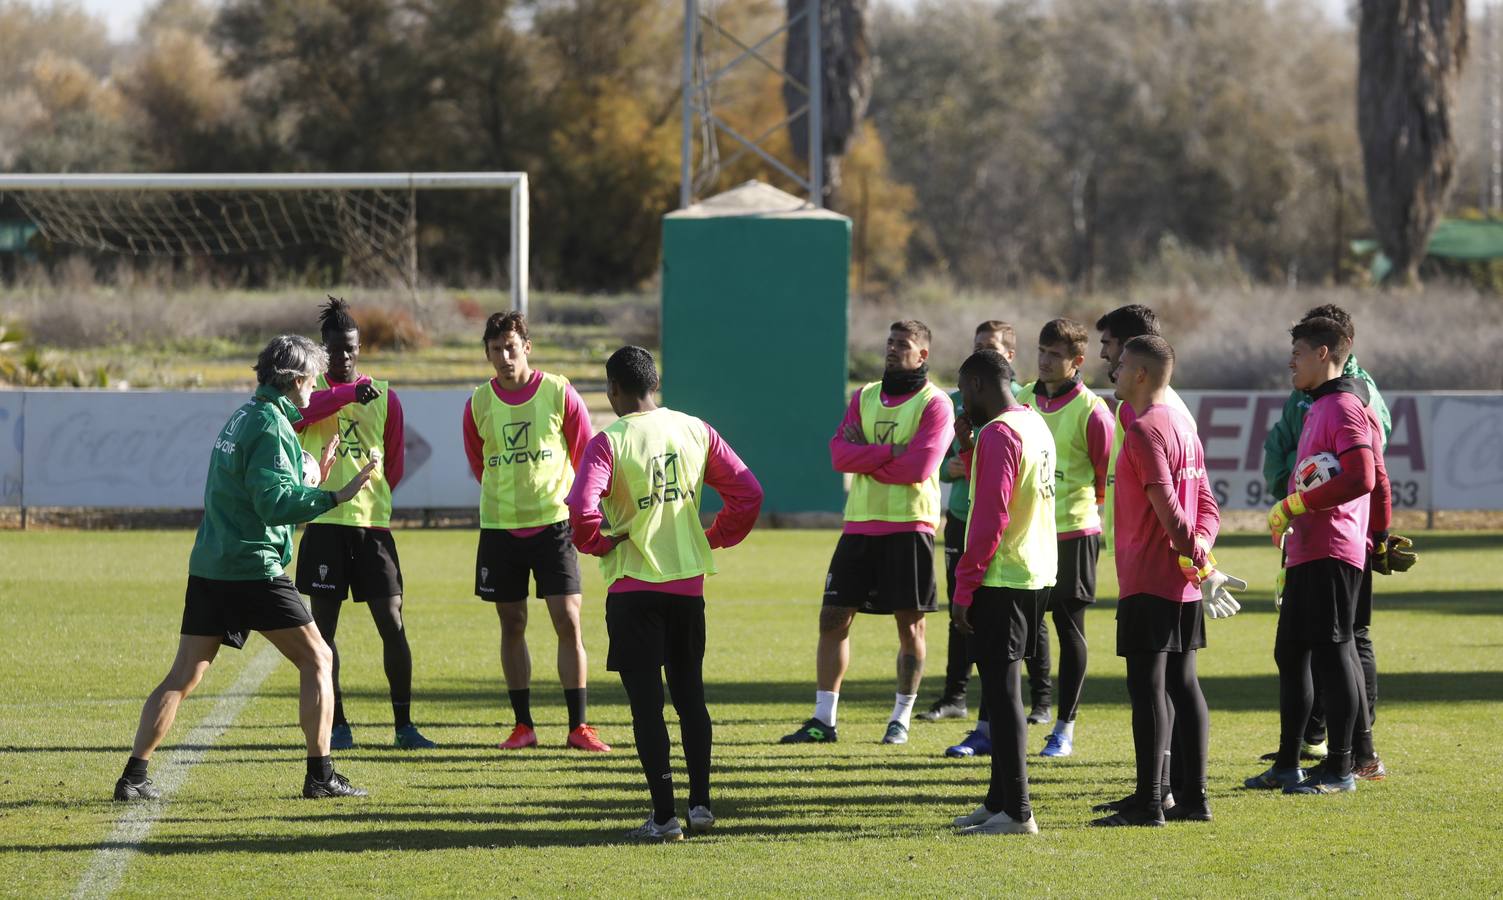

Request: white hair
left=254, top=334, right=327, bottom=393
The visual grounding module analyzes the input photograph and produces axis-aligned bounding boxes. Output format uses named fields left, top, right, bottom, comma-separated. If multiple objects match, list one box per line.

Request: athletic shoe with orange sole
left=567, top=723, right=611, bottom=752
left=1353, top=756, right=1387, bottom=781
left=499, top=723, right=538, bottom=750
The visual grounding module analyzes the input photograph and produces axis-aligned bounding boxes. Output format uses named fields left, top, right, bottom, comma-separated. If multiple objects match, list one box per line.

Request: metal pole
left=1482, top=4, right=1490, bottom=210
left=1491, top=3, right=1502, bottom=211
left=682, top=0, right=697, bottom=209
left=511, top=175, right=529, bottom=316
left=807, top=0, right=823, bottom=206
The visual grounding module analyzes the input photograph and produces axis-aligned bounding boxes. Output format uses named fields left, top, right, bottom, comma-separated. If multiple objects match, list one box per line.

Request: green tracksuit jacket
left=188, top=384, right=337, bottom=581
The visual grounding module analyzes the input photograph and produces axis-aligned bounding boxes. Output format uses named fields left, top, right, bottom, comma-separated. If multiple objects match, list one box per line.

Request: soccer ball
left=301, top=450, right=322, bottom=487
left=1294, top=452, right=1341, bottom=494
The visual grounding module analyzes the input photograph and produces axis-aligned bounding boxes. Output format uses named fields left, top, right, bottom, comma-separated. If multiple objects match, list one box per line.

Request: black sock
left=509, top=689, right=534, bottom=728
left=122, top=756, right=149, bottom=784
left=564, top=688, right=587, bottom=729
left=392, top=701, right=412, bottom=730
left=307, top=754, right=334, bottom=781
left=333, top=694, right=348, bottom=728
left=620, top=668, right=676, bottom=825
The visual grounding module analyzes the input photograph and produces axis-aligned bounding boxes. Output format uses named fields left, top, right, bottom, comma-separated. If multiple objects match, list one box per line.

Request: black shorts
left=966, top=586, right=1050, bottom=664
left=1116, top=594, right=1206, bottom=656
left=475, top=523, right=582, bottom=602
left=1051, top=533, right=1100, bottom=609
left=181, top=574, right=313, bottom=649
left=295, top=523, right=404, bottom=602
left=1355, top=556, right=1374, bottom=630
left=823, top=531, right=939, bottom=614
left=942, top=513, right=966, bottom=602
left=1278, top=558, right=1363, bottom=645
left=605, top=591, right=706, bottom=672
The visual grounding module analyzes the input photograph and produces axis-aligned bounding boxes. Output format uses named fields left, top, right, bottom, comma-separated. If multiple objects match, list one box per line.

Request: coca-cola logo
left=30, top=396, right=240, bottom=503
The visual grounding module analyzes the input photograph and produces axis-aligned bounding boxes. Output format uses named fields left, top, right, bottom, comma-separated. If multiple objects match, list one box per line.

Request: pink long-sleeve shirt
left=293, top=375, right=406, bottom=493
left=462, top=370, right=593, bottom=537
left=1030, top=379, right=1115, bottom=540
left=830, top=386, right=955, bottom=536
left=567, top=416, right=763, bottom=595
left=951, top=411, right=1027, bottom=608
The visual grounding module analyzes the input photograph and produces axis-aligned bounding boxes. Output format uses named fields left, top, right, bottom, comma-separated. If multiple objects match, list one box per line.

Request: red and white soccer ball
left=1294, top=452, right=1341, bottom=494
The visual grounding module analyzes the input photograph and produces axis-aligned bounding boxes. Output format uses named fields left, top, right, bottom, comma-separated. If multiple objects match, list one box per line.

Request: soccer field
left=2, top=529, right=1500, bottom=897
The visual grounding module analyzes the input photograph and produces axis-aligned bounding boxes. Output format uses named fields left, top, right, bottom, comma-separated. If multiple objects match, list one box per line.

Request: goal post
left=0, top=171, right=531, bottom=314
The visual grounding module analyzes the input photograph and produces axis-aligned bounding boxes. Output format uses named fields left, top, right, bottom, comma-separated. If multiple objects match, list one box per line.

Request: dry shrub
left=453, top=294, right=487, bottom=323
left=352, top=306, right=429, bottom=351
left=858, top=275, right=1503, bottom=390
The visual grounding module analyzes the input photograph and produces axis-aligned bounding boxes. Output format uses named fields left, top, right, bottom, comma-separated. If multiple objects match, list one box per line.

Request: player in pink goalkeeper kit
left=1249, top=316, right=1392, bottom=796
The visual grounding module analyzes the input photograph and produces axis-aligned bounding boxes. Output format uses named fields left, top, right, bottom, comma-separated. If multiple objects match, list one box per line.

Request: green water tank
left=661, top=181, right=850, bottom=514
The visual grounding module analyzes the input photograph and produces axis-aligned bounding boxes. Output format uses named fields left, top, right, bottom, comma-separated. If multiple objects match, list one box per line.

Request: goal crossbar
left=0, top=171, right=531, bottom=313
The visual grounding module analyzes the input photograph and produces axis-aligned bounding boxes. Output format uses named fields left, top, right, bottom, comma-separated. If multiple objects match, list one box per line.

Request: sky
left=83, top=0, right=1355, bottom=42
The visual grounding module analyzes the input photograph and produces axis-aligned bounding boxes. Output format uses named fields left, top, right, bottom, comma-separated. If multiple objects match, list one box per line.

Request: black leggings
left=1051, top=600, right=1089, bottom=722
left=618, top=660, right=713, bottom=824
left=1124, top=650, right=1208, bottom=812
left=976, top=654, right=1031, bottom=821
left=1302, top=626, right=1378, bottom=748
left=1274, top=636, right=1358, bottom=775
left=311, top=595, right=413, bottom=725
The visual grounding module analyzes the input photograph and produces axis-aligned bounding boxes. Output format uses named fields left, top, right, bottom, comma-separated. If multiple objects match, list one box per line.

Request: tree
left=1358, top=0, right=1468, bottom=286
left=784, top=0, right=873, bottom=202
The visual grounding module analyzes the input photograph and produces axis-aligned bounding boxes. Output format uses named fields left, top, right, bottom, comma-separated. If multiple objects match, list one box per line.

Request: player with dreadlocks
left=292, top=296, right=436, bottom=750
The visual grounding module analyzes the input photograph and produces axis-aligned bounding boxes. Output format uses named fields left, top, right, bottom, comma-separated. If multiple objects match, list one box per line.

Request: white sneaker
left=952, top=804, right=994, bottom=828
left=626, top=816, right=684, bottom=842
left=959, top=809, right=1039, bottom=835
left=688, top=805, right=716, bottom=832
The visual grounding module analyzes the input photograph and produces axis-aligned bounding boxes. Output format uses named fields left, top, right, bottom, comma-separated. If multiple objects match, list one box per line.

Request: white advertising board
left=9, top=388, right=480, bottom=509
left=0, top=391, right=22, bottom=507
left=0, top=388, right=1497, bottom=512
left=1180, top=391, right=1431, bottom=511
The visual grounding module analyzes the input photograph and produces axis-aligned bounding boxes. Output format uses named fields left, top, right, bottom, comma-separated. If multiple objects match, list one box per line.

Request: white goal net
left=0, top=172, right=530, bottom=313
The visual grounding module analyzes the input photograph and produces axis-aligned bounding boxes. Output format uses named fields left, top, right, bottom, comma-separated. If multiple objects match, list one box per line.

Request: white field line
left=73, top=641, right=282, bottom=900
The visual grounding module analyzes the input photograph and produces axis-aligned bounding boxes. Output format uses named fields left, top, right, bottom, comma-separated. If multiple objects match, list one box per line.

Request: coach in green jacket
left=114, top=335, right=377, bottom=804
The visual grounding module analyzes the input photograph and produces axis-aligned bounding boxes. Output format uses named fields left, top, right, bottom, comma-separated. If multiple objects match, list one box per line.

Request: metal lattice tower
left=680, top=0, right=823, bottom=208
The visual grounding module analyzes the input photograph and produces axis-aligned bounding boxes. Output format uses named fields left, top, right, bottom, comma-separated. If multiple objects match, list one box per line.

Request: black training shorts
left=294, top=523, right=404, bottom=602
left=823, top=531, right=939, bottom=615
left=1051, top=532, right=1100, bottom=609
left=181, top=574, right=313, bottom=649
left=475, top=522, right=582, bottom=603
left=1279, top=557, right=1363, bottom=645
left=605, top=591, right=706, bottom=672
left=1115, top=593, right=1206, bottom=656
left=965, top=585, right=1050, bottom=664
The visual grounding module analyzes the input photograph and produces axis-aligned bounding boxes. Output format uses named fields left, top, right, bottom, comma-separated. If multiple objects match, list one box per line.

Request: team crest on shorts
left=318, top=564, right=329, bottom=581
left=480, top=567, right=490, bottom=583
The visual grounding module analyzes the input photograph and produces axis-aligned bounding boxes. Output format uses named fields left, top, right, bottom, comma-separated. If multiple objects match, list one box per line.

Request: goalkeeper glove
left=1178, top=537, right=1214, bottom=588
left=1372, top=533, right=1417, bottom=575
left=1275, top=565, right=1285, bottom=610
left=1202, top=569, right=1247, bottom=619
left=1267, top=493, right=1307, bottom=546
left=1177, top=538, right=1215, bottom=586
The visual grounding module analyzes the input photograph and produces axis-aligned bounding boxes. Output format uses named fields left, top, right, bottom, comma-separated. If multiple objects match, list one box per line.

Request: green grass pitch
left=1, top=529, right=1500, bottom=896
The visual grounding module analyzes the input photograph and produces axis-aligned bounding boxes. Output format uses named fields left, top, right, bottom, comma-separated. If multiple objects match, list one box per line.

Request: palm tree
left=1358, top=0, right=1468, bottom=286
left=784, top=0, right=872, bottom=205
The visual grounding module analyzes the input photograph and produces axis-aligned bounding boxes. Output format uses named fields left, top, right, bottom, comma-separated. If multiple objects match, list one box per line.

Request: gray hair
left=254, top=334, right=328, bottom=392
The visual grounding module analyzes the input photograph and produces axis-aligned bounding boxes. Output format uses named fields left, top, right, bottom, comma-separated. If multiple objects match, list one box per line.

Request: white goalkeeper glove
left=1202, top=569, right=1247, bottom=619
